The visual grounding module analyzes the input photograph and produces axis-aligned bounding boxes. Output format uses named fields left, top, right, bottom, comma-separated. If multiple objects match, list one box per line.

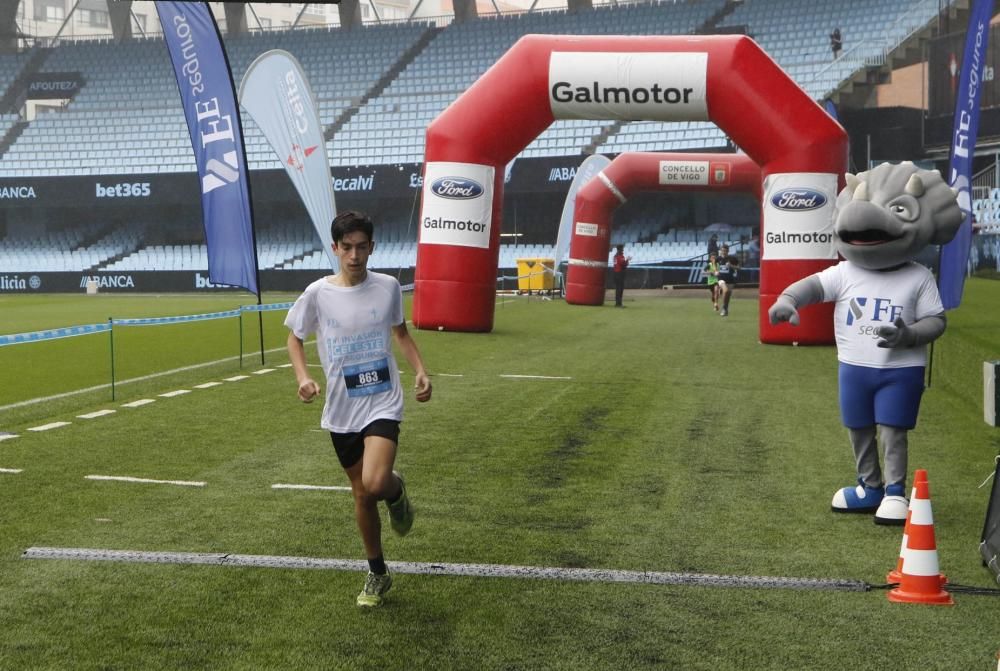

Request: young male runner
left=285, top=210, right=432, bottom=607
left=715, top=244, right=740, bottom=317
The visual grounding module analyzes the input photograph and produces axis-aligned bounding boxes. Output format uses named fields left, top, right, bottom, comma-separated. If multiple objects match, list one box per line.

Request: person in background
left=612, top=244, right=631, bottom=307
left=285, top=210, right=432, bottom=608
left=747, top=229, right=761, bottom=268
left=707, top=233, right=719, bottom=257
left=705, top=252, right=720, bottom=312
left=716, top=244, right=740, bottom=317
left=830, top=27, right=843, bottom=59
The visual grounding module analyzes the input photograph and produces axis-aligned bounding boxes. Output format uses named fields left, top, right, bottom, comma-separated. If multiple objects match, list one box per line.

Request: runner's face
left=333, top=231, right=373, bottom=279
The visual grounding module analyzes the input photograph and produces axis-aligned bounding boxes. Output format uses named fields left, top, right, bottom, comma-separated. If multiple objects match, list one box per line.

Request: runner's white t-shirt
left=284, top=272, right=404, bottom=432
left=817, top=260, right=944, bottom=369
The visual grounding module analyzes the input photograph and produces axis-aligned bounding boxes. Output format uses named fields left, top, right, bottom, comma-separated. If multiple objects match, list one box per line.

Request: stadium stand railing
left=717, top=0, right=950, bottom=100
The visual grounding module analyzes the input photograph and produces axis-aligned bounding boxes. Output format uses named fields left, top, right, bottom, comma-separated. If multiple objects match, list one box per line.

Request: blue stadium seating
left=717, top=0, right=944, bottom=99
left=0, top=0, right=956, bottom=272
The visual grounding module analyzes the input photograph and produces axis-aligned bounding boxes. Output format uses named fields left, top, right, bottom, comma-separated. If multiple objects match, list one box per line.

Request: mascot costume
left=768, top=162, right=963, bottom=525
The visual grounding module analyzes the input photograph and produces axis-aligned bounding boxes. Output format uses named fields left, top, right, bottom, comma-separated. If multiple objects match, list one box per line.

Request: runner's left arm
left=392, top=322, right=432, bottom=402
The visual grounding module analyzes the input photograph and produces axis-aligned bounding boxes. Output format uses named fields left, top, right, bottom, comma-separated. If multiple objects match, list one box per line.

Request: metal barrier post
left=108, top=318, right=115, bottom=401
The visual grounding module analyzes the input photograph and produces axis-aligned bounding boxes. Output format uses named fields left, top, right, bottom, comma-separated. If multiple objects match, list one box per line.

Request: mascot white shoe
left=768, top=162, right=963, bottom=526
left=874, top=483, right=910, bottom=525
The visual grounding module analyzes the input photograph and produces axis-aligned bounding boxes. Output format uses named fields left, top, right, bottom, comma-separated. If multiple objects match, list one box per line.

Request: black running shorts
left=329, top=419, right=400, bottom=469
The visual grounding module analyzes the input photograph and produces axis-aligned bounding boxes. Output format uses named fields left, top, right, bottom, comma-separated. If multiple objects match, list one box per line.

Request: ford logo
left=431, top=177, right=484, bottom=200
left=771, top=189, right=827, bottom=211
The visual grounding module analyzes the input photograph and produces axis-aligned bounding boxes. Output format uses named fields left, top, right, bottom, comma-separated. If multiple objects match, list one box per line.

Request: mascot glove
left=768, top=294, right=800, bottom=326
left=876, top=317, right=913, bottom=348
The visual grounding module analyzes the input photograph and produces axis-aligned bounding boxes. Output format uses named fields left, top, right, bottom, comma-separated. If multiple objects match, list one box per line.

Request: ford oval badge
left=431, top=177, right=484, bottom=200
left=771, top=189, right=827, bottom=211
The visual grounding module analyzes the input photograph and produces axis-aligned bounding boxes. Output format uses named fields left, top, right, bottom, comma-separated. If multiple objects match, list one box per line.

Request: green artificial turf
left=1, top=282, right=998, bottom=670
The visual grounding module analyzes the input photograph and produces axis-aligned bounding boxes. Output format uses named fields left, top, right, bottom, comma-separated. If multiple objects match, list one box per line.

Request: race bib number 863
left=343, top=359, right=392, bottom=398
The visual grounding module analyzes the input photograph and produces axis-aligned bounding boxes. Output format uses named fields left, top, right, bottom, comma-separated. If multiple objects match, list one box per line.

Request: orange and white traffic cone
left=888, top=470, right=953, bottom=605
left=886, top=480, right=916, bottom=585
left=887, top=470, right=947, bottom=586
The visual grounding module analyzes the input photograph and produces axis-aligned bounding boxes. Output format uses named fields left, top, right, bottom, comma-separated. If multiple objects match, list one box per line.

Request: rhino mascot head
left=833, top=161, right=964, bottom=271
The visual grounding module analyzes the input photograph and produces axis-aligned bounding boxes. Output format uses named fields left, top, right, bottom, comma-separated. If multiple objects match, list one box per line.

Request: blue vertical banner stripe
left=157, top=2, right=259, bottom=296
left=941, top=0, right=993, bottom=309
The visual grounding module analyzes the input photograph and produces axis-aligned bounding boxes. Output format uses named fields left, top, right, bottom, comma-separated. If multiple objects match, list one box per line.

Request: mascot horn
left=768, top=161, right=963, bottom=525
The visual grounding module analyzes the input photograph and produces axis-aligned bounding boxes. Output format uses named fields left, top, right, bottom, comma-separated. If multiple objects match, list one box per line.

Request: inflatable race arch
left=413, top=34, right=848, bottom=344
left=564, top=151, right=762, bottom=305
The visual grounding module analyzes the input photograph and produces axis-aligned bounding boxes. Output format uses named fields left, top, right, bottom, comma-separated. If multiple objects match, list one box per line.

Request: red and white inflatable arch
left=565, top=151, right=762, bottom=305
left=414, top=34, right=847, bottom=344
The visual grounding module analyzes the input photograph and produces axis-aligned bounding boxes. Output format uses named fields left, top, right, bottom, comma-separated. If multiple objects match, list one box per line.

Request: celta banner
left=157, top=2, right=258, bottom=295
left=554, top=154, right=610, bottom=274
left=239, top=49, right=338, bottom=270
left=941, top=0, right=993, bottom=309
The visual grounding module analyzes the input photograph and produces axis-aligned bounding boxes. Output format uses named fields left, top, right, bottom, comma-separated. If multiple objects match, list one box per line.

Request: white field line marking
left=27, top=421, right=71, bottom=432
left=193, top=382, right=222, bottom=389
left=277, top=363, right=293, bottom=368
left=159, top=390, right=191, bottom=398
left=499, top=374, right=572, bottom=380
left=20, top=547, right=870, bottom=592
left=252, top=369, right=275, bottom=375
left=85, top=475, right=206, bottom=488
left=224, top=375, right=249, bottom=382
left=1, top=467, right=23, bottom=473
left=0, top=434, right=19, bottom=442
left=436, top=373, right=464, bottom=377
left=0, top=344, right=290, bottom=413
left=121, top=399, right=155, bottom=408
left=77, top=409, right=116, bottom=419
left=271, top=483, right=351, bottom=492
